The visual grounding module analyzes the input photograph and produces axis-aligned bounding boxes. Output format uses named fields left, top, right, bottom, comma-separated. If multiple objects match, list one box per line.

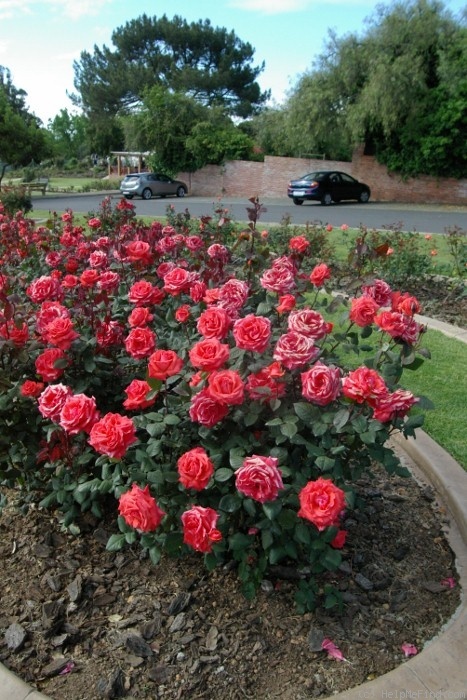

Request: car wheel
left=142, top=188, right=152, bottom=200
left=124, top=195, right=134, bottom=199
left=292, top=197, right=304, bottom=205
left=321, top=192, right=333, bottom=206
left=359, top=190, right=370, bottom=203
left=176, top=186, right=186, bottom=198
left=333, top=197, right=341, bottom=203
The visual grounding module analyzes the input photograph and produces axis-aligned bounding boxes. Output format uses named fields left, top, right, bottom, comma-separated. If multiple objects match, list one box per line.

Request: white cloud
left=0, top=0, right=112, bottom=21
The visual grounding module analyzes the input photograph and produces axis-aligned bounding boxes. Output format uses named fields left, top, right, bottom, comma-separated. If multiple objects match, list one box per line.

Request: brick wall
left=178, top=146, right=467, bottom=205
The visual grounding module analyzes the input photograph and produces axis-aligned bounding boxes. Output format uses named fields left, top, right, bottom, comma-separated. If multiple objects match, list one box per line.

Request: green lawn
left=400, top=328, right=467, bottom=469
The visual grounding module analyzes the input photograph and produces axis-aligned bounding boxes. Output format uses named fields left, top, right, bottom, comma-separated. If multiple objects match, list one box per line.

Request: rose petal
left=321, top=637, right=346, bottom=662
left=401, top=643, right=418, bottom=657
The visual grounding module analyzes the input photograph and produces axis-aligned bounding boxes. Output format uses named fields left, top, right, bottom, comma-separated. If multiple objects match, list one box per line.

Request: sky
left=1, top=0, right=466, bottom=125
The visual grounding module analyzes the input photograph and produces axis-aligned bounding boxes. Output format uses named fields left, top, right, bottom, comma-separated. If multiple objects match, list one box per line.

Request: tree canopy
left=72, top=14, right=269, bottom=121
left=252, top=0, right=466, bottom=177
left=0, top=67, right=52, bottom=181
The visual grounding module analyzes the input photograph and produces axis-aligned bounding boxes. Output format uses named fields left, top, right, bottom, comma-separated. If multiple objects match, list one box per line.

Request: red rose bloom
left=128, top=307, right=154, bottom=327
left=189, top=338, right=230, bottom=371
left=235, top=455, right=284, bottom=504
left=175, top=304, right=191, bottom=323
left=125, top=240, right=153, bottom=265
left=148, top=349, right=183, bottom=380
left=0, top=321, right=29, bottom=346
left=362, top=279, right=392, bottom=307
left=124, top=327, right=157, bottom=359
left=128, top=280, right=163, bottom=306
left=80, top=268, right=100, bottom=288
left=342, top=366, right=388, bottom=406
left=289, top=235, right=310, bottom=254
left=301, top=362, right=341, bottom=406
left=189, top=388, right=229, bottom=427
left=276, top=294, right=296, bottom=314
left=349, top=296, right=380, bottom=327
left=309, top=263, right=331, bottom=287
left=88, top=412, right=137, bottom=459
left=20, top=380, right=44, bottom=398
left=391, top=292, right=421, bottom=317
left=177, top=447, right=214, bottom=490
left=123, top=379, right=156, bottom=411
left=118, top=484, right=165, bottom=532
left=331, top=530, right=348, bottom=549
left=163, top=267, right=194, bottom=296
left=59, top=393, right=100, bottom=434
left=233, top=314, right=272, bottom=353
left=246, top=367, right=286, bottom=403
left=207, top=370, right=245, bottom=406
left=181, top=506, right=222, bottom=553
left=35, top=348, right=68, bottom=382
left=26, top=275, right=63, bottom=303
left=298, top=478, right=346, bottom=531
left=196, top=307, right=231, bottom=339
left=372, top=389, right=418, bottom=423
left=42, top=317, right=79, bottom=350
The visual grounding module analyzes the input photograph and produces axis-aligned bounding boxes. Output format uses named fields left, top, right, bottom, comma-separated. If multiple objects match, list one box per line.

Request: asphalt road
left=35, top=193, right=467, bottom=234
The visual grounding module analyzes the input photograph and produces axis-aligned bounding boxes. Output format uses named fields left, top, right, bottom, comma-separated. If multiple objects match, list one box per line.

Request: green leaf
left=261, top=529, right=274, bottom=549
left=280, top=421, right=298, bottom=438
left=269, top=546, right=286, bottom=565
left=262, top=500, right=282, bottom=520
left=163, top=413, right=181, bottom=425
left=214, top=467, right=233, bottom=483
left=149, top=546, right=161, bottom=565
left=165, top=531, right=183, bottom=555
left=219, top=494, right=242, bottom=513
left=277, top=508, right=297, bottom=530
left=333, top=408, right=350, bottom=431
left=229, top=533, right=252, bottom=550
left=106, top=534, right=126, bottom=552
left=295, top=522, right=311, bottom=545
left=241, top=581, right=257, bottom=600
left=293, top=402, right=316, bottom=423
left=320, top=547, right=342, bottom=570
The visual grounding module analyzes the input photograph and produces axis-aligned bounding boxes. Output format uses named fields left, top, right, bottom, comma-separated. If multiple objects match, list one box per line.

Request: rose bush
left=0, top=195, right=432, bottom=608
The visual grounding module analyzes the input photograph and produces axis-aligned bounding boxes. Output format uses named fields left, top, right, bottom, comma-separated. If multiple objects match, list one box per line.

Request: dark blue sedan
left=287, top=170, right=371, bottom=205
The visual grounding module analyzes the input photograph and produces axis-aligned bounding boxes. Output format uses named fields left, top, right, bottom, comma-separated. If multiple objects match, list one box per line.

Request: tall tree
left=279, top=0, right=466, bottom=175
left=72, top=14, right=269, bottom=121
left=130, top=87, right=254, bottom=174
left=0, top=67, right=52, bottom=184
left=47, top=109, right=90, bottom=162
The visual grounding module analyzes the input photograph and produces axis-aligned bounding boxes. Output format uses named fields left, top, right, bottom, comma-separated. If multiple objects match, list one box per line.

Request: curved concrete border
left=1, top=317, right=466, bottom=700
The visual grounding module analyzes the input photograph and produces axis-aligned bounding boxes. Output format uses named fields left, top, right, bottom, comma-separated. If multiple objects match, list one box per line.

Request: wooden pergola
left=109, top=151, right=150, bottom=177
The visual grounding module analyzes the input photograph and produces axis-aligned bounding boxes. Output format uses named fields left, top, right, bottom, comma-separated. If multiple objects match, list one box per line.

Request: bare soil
left=0, top=277, right=464, bottom=700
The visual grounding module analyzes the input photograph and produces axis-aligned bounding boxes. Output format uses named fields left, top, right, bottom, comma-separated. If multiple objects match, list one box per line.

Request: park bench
left=25, top=178, right=49, bottom=195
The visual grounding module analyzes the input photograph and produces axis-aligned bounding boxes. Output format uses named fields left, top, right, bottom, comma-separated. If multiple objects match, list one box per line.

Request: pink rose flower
left=301, top=362, right=341, bottom=406
left=273, top=331, right=319, bottom=370
left=59, top=393, right=100, bottom=434
left=235, top=455, right=284, bottom=503
left=181, top=506, right=222, bottom=553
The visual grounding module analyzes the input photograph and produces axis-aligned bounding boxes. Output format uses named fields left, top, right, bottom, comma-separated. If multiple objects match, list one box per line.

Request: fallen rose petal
left=59, top=661, right=76, bottom=675
left=440, top=577, right=456, bottom=589
left=321, top=637, right=346, bottom=661
left=401, top=643, right=418, bottom=657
